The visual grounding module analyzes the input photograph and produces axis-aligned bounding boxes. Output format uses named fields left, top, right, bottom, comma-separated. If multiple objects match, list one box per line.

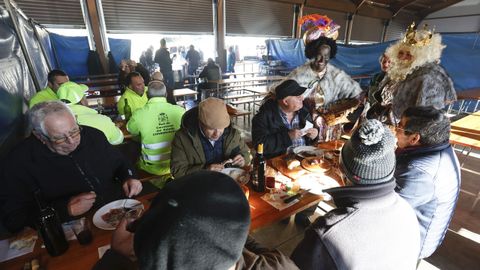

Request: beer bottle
left=252, top=143, right=266, bottom=192
left=34, top=190, right=69, bottom=257
left=124, top=99, right=132, bottom=121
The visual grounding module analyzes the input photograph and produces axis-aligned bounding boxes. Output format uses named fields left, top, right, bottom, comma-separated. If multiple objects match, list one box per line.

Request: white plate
left=221, top=168, right=249, bottom=185
left=93, top=199, right=144, bottom=230
left=296, top=174, right=340, bottom=195
left=293, top=146, right=324, bottom=158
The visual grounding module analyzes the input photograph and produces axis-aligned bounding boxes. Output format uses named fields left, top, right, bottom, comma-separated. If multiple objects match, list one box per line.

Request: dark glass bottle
left=34, top=191, right=69, bottom=257
left=252, top=143, right=266, bottom=192
left=124, top=98, right=132, bottom=121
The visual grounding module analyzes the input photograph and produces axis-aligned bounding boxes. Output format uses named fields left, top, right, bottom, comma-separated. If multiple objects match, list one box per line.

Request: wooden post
left=213, top=0, right=226, bottom=72
left=83, top=0, right=109, bottom=74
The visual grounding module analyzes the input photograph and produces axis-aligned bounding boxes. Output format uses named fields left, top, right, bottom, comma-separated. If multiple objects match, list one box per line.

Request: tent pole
left=4, top=0, right=41, bottom=91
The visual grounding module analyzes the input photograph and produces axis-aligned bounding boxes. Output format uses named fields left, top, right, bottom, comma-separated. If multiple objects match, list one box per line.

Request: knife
left=283, top=189, right=311, bottom=204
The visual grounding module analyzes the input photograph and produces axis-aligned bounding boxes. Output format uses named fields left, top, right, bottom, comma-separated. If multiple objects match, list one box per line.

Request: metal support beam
left=390, top=0, right=419, bottom=17
left=80, top=0, right=95, bottom=50
left=345, top=13, right=354, bottom=45
left=418, top=0, right=463, bottom=19
left=213, top=0, right=226, bottom=72
left=83, top=0, right=109, bottom=74
left=381, top=19, right=390, bottom=42
left=293, top=4, right=301, bottom=38
left=4, top=0, right=41, bottom=91
left=30, top=19, right=52, bottom=71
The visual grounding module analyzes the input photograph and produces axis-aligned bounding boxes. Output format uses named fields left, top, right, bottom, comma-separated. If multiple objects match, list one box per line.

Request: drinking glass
left=72, top=217, right=93, bottom=245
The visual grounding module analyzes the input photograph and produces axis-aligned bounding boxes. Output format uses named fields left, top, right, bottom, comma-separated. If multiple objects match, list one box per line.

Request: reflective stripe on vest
left=142, top=152, right=170, bottom=162
left=142, top=141, right=172, bottom=150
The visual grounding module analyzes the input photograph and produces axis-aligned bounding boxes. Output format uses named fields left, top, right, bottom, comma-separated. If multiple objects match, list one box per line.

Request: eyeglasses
left=45, top=126, right=82, bottom=145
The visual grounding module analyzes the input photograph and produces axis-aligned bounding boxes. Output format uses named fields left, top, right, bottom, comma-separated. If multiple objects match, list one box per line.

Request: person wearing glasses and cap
left=1, top=101, right=142, bottom=234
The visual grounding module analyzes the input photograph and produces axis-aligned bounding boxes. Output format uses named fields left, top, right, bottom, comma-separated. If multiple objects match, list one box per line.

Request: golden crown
left=402, top=22, right=434, bottom=47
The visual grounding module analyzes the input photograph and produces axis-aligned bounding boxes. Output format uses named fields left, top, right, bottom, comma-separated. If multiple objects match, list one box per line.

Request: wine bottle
left=124, top=99, right=132, bottom=121
left=252, top=143, right=266, bottom=192
left=34, top=191, right=69, bottom=257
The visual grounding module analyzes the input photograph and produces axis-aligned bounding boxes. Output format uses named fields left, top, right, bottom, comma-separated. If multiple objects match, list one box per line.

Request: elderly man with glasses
left=1, top=101, right=142, bottom=234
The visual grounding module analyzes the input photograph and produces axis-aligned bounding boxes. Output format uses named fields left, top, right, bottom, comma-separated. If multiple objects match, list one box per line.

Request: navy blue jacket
left=395, top=142, right=461, bottom=258
left=252, top=98, right=315, bottom=159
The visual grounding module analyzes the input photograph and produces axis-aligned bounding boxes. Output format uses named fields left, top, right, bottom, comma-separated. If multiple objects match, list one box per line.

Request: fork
left=121, top=198, right=129, bottom=212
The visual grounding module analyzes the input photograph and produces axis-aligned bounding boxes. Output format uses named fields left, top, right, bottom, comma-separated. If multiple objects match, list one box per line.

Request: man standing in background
left=154, top=39, right=175, bottom=89
left=185, top=45, right=201, bottom=76
left=227, top=46, right=236, bottom=73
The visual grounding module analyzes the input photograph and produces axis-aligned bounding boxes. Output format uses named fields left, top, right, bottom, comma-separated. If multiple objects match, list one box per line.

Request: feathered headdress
left=299, top=14, right=340, bottom=44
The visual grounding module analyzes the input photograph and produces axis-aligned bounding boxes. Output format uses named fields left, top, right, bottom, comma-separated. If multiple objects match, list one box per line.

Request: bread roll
left=287, top=159, right=301, bottom=170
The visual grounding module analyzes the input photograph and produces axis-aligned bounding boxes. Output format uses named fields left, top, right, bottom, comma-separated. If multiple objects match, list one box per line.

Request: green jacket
left=29, top=87, right=59, bottom=108
left=170, top=107, right=251, bottom=178
left=117, top=87, right=148, bottom=115
left=70, top=104, right=124, bottom=145
left=127, top=97, right=185, bottom=177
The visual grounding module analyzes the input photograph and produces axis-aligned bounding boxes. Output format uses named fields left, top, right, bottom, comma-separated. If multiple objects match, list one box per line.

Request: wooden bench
left=229, top=108, right=251, bottom=127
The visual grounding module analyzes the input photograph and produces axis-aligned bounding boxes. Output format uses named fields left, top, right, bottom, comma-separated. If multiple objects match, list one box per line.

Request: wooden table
left=456, top=88, right=480, bottom=100
left=75, top=78, right=118, bottom=87
left=449, top=111, right=480, bottom=210
left=1, top=176, right=322, bottom=269
left=450, top=111, right=480, bottom=140
left=114, top=120, right=133, bottom=140
left=0, top=192, right=156, bottom=270
left=173, top=88, right=197, bottom=101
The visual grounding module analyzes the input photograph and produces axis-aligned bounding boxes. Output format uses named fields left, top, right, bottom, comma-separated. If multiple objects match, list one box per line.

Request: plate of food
left=296, top=174, right=340, bottom=195
left=301, top=157, right=331, bottom=173
left=93, top=199, right=144, bottom=230
left=221, top=168, right=249, bottom=185
left=292, top=146, right=324, bottom=158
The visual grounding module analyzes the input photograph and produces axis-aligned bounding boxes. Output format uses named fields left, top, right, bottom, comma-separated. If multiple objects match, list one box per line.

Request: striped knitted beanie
left=340, top=119, right=396, bottom=185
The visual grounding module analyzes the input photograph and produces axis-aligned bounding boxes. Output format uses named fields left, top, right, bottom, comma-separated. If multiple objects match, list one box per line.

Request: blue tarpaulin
left=50, top=34, right=131, bottom=77
left=267, top=33, right=480, bottom=92
left=50, top=34, right=90, bottom=77
left=109, top=38, right=131, bottom=68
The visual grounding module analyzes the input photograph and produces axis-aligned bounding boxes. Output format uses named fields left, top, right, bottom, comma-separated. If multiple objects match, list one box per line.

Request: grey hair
left=403, top=106, right=450, bottom=146
left=28, top=100, right=75, bottom=136
left=147, top=81, right=167, bottom=98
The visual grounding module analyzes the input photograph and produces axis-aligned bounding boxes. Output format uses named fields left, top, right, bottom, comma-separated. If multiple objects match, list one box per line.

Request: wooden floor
left=425, top=149, right=480, bottom=270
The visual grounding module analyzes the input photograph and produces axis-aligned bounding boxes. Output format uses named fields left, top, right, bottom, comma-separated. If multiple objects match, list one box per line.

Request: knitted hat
left=198, top=97, right=230, bottom=129
left=134, top=171, right=250, bottom=270
left=57, top=82, right=88, bottom=104
left=340, top=119, right=396, bottom=185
